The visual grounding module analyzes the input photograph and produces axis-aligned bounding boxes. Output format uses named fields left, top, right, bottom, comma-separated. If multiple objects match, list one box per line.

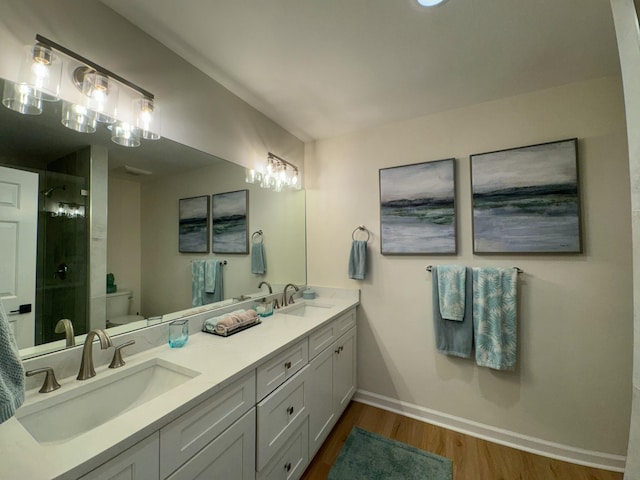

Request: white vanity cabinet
left=307, top=325, right=357, bottom=457
left=78, top=433, right=160, bottom=480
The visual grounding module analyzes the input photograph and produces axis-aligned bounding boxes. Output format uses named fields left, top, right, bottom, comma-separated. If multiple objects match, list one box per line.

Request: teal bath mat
left=328, top=427, right=453, bottom=480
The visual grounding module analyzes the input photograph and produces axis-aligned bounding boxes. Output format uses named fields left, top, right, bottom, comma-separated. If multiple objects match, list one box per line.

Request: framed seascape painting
left=470, top=138, right=581, bottom=253
left=212, top=189, right=249, bottom=254
left=179, top=195, right=210, bottom=253
left=379, top=158, right=456, bottom=255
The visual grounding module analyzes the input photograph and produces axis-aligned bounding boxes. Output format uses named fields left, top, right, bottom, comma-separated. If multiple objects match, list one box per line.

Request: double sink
left=16, top=299, right=334, bottom=445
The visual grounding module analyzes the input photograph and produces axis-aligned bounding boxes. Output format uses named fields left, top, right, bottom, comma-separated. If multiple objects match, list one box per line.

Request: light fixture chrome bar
left=267, top=152, right=298, bottom=170
left=35, top=34, right=154, bottom=100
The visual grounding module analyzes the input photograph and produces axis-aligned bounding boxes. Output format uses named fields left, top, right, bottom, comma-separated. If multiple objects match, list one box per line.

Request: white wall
left=107, top=177, right=141, bottom=316
left=610, top=1, right=640, bottom=477
left=305, top=75, right=633, bottom=459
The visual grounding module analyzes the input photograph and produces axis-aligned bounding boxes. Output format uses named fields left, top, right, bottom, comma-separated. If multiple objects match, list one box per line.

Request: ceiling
left=100, top=0, right=621, bottom=142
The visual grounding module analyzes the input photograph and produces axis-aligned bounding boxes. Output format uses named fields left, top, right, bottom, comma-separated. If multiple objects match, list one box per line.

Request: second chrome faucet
left=77, top=329, right=113, bottom=380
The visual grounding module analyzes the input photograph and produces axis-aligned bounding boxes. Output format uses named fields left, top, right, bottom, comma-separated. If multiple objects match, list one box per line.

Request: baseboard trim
left=353, top=389, right=626, bottom=472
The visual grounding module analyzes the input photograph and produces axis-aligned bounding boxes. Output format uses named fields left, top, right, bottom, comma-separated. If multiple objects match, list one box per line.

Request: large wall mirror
left=0, top=78, right=306, bottom=359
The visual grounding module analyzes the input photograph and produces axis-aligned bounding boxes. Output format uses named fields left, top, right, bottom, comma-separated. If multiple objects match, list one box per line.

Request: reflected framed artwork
left=179, top=195, right=210, bottom=253
left=379, top=158, right=456, bottom=255
left=470, top=138, right=581, bottom=253
left=212, top=189, right=249, bottom=254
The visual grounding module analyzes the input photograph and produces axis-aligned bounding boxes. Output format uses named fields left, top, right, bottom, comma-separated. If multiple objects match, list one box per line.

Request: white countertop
left=0, top=290, right=358, bottom=480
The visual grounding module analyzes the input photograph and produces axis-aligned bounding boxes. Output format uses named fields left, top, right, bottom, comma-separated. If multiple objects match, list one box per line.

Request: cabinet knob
left=284, top=462, right=292, bottom=472
left=284, top=361, right=292, bottom=369
left=335, top=348, right=341, bottom=354
left=287, top=406, right=294, bottom=415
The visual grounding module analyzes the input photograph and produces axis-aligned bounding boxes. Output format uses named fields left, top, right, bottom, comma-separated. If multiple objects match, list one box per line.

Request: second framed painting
left=470, top=138, right=581, bottom=254
left=379, top=158, right=456, bottom=255
left=212, top=189, right=249, bottom=254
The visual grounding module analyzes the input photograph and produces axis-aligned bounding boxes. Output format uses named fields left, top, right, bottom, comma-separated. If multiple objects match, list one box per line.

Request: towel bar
left=426, top=265, right=523, bottom=273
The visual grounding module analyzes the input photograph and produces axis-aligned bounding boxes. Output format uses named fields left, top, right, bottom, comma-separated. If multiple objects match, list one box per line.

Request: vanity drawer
left=257, top=417, right=309, bottom=480
left=334, top=308, right=356, bottom=337
left=256, top=365, right=309, bottom=471
left=256, top=338, right=308, bottom=401
left=308, top=321, right=336, bottom=360
left=159, top=371, right=256, bottom=479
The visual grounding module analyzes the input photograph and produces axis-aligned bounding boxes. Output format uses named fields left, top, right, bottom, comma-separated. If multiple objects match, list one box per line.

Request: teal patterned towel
left=472, top=267, right=518, bottom=370
left=436, top=265, right=466, bottom=321
left=192, top=260, right=224, bottom=306
left=0, top=300, right=25, bottom=424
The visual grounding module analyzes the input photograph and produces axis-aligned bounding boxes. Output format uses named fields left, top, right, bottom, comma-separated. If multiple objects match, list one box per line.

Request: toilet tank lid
left=106, top=290, right=132, bottom=297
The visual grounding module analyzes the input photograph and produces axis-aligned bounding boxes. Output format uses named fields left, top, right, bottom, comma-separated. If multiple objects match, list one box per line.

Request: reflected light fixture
left=1, top=34, right=161, bottom=147
left=245, top=152, right=301, bottom=192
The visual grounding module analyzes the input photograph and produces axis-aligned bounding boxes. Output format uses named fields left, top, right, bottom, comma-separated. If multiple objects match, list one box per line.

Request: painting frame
left=178, top=195, right=210, bottom=253
left=379, top=158, right=457, bottom=255
left=212, top=189, right=249, bottom=254
left=470, top=138, right=582, bottom=254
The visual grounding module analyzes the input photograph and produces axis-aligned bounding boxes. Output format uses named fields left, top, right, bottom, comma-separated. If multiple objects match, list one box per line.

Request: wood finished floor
left=301, top=401, right=623, bottom=480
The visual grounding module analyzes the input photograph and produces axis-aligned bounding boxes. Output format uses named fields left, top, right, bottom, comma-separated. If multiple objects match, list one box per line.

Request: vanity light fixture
left=1, top=34, right=161, bottom=146
left=245, top=152, right=301, bottom=192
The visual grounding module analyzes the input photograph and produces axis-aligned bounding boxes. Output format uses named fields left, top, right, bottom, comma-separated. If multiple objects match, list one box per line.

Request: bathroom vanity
left=0, top=288, right=358, bottom=480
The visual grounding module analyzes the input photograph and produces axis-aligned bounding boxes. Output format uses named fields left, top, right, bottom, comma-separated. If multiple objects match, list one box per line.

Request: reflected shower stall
left=35, top=152, right=90, bottom=345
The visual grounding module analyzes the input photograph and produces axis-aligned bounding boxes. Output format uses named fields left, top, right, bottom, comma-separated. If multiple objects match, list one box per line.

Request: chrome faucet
left=54, top=318, right=75, bottom=347
left=77, top=329, right=113, bottom=380
left=283, top=283, right=299, bottom=306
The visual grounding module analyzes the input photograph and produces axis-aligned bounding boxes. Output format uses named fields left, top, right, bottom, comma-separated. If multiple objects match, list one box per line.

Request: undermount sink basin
left=280, top=301, right=333, bottom=317
left=16, top=358, right=200, bottom=444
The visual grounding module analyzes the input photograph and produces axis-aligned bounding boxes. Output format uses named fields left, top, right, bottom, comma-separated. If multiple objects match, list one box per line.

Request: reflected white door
left=0, top=166, right=37, bottom=348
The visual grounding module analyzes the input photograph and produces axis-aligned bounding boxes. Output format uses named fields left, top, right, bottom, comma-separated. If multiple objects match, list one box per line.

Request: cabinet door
left=333, top=327, right=356, bottom=415
left=79, top=433, right=159, bottom=480
left=307, top=345, right=335, bottom=457
left=167, top=408, right=255, bottom=480
left=160, top=371, right=255, bottom=478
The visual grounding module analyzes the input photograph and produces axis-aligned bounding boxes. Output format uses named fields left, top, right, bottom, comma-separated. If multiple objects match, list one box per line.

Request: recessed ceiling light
left=416, top=0, right=448, bottom=6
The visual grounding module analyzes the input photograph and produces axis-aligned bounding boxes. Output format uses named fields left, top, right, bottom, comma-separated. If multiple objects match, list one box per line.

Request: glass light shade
left=19, top=44, right=62, bottom=101
left=82, top=71, right=119, bottom=123
left=110, top=121, right=141, bottom=147
left=61, top=102, right=97, bottom=133
left=246, top=169, right=264, bottom=184
left=134, top=98, right=161, bottom=140
left=2, top=80, right=43, bottom=115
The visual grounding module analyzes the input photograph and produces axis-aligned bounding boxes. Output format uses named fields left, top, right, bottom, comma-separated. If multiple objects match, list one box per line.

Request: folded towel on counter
left=202, top=309, right=245, bottom=333
left=472, top=267, right=518, bottom=371
left=432, top=267, right=473, bottom=358
left=251, top=242, right=266, bottom=275
left=436, top=265, right=466, bottom=321
left=202, top=309, right=259, bottom=335
left=0, top=299, right=25, bottom=424
left=348, top=240, right=367, bottom=280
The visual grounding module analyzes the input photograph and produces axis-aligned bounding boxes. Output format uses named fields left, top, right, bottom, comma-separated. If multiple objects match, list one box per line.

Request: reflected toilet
left=106, top=290, right=142, bottom=326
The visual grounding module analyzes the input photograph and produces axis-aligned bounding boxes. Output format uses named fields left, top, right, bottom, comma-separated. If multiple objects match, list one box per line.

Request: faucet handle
left=26, top=367, right=61, bottom=393
left=109, top=340, right=136, bottom=369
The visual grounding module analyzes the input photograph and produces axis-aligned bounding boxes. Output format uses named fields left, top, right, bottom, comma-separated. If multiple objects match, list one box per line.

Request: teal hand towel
left=432, top=267, right=473, bottom=358
left=436, top=265, right=466, bottom=321
left=348, top=240, right=367, bottom=280
left=0, top=300, right=25, bottom=424
left=251, top=242, right=266, bottom=275
left=472, top=267, right=518, bottom=370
